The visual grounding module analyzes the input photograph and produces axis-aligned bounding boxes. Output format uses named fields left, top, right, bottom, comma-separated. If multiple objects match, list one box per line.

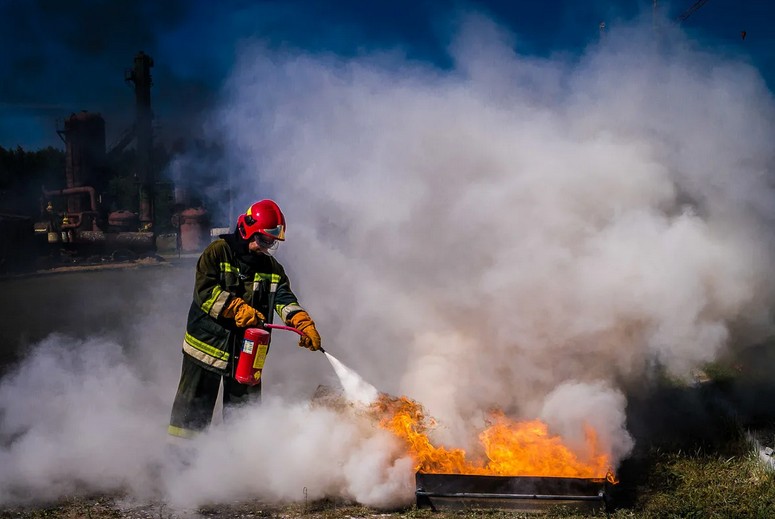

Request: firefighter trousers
left=168, top=353, right=262, bottom=439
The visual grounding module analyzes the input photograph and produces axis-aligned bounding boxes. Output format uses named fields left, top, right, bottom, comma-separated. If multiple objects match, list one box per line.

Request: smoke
left=164, top=398, right=413, bottom=508
left=0, top=267, right=415, bottom=508
left=4, top=7, right=775, bottom=512
left=0, top=335, right=415, bottom=508
left=539, top=381, right=634, bottom=464
left=211, top=13, right=775, bottom=461
left=0, top=335, right=168, bottom=502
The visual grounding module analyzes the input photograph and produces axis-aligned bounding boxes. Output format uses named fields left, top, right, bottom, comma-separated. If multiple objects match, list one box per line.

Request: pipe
left=43, top=186, right=98, bottom=212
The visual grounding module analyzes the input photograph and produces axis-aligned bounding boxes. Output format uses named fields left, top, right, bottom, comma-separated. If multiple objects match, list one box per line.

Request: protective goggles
left=254, top=233, right=279, bottom=251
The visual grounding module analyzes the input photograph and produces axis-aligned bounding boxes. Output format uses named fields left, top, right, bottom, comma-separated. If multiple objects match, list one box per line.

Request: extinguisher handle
left=263, top=324, right=326, bottom=353
left=263, top=323, right=304, bottom=336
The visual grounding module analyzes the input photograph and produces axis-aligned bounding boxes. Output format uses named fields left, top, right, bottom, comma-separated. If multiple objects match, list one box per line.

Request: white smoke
left=0, top=333, right=415, bottom=509
left=213, top=13, right=775, bottom=460
left=0, top=335, right=168, bottom=503
left=3, top=8, right=775, bottom=512
left=164, top=398, right=414, bottom=508
left=0, top=265, right=414, bottom=509
left=539, top=381, right=634, bottom=464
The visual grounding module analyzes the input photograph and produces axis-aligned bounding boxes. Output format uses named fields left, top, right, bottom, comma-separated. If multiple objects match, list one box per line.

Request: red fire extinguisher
left=234, top=327, right=269, bottom=385
left=234, top=324, right=306, bottom=385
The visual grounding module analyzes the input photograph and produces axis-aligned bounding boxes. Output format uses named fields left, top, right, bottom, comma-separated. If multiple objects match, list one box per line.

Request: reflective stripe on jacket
left=182, top=233, right=305, bottom=374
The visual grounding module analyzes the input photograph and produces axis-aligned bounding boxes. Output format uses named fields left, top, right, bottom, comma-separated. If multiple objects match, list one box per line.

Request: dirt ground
left=0, top=497, right=383, bottom=519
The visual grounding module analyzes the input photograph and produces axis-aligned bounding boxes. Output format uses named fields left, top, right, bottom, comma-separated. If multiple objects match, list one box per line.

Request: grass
left=624, top=446, right=775, bottom=518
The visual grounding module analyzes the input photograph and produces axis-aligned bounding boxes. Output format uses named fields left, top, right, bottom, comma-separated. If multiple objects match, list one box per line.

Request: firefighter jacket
left=181, top=232, right=306, bottom=375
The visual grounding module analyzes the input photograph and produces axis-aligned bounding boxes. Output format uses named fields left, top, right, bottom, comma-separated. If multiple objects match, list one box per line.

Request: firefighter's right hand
left=234, top=304, right=265, bottom=328
left=223, top=297, right=265, bottom=328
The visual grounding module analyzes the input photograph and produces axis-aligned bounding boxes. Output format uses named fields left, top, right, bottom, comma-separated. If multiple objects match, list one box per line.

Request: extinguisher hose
left=263, top=324, right=326, bottom=353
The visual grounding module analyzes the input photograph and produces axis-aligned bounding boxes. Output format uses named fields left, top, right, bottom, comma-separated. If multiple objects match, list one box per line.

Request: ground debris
left=0, top=496, right=121, bottom=519
left=1, top=496, right=389, bottom=519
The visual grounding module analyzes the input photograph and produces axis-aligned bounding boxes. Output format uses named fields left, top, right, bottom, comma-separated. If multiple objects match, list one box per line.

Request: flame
left=372, top=395, right=615, bottom=480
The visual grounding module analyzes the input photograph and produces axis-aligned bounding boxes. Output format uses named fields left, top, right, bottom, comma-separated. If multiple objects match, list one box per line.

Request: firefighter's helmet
left=237, top=199, right=286, bottom=243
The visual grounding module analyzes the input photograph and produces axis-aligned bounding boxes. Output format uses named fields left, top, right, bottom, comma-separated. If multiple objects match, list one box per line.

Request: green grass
left=624, top=446, right=775, bottom=518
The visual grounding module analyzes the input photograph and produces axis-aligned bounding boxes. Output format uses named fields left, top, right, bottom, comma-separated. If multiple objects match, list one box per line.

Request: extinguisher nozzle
left=318, top=347, right=326, bottom=354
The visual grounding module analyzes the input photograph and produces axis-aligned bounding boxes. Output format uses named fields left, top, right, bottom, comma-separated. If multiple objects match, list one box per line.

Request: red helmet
left=237, top=199, right=286, bottom=242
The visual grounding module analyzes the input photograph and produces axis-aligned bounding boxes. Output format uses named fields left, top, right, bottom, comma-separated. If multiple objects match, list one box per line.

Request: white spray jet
left=265, top=324, right=379, bottom=405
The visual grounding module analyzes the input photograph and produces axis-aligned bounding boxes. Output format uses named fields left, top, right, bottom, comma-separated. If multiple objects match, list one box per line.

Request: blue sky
left=0, top=0, right=772, bottom=149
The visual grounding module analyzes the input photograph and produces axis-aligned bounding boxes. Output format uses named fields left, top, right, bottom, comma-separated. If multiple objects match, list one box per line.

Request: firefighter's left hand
left=289, top=311, right=322, bottom=351
left=299, top=323, right=322, bottom=351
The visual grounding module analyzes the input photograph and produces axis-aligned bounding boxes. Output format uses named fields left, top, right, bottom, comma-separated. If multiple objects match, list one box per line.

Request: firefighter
left=168, top=199, right=322, bottom=440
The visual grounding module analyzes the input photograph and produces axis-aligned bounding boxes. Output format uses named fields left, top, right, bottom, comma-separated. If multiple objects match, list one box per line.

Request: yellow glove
left=222, top=297, right=265, bottom=328
left=289, top=311, right=322, bottom=351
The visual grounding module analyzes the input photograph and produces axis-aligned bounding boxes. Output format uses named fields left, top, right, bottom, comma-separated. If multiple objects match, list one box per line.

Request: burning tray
left=415, top=472, right=609, bottom=513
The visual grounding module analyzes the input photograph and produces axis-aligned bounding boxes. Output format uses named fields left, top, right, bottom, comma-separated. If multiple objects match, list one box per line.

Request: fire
left=480, top=411, right=611, bottom=478
left=372, top=395, right=615, bottom=480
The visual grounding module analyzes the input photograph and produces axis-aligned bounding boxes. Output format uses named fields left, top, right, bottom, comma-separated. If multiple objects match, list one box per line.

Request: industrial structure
left=0, top=51, right=212, bottom=275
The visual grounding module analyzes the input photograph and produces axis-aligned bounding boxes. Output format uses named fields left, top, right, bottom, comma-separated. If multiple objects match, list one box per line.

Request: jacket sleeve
left=273, top=262, right=306, bottom=323
left=193, top=241, right=233, bottom=319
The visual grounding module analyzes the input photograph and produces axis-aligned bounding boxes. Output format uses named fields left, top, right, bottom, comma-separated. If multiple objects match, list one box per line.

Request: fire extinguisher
left=234, top=324, right=307, bottom=385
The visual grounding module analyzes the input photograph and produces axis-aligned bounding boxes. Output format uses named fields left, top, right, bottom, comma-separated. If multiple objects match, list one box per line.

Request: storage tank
left=179, top=207, right=210, bottom=252
left=108, top=210, right=140, bottom=232
left=61, top=112, right=106, bottom=213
